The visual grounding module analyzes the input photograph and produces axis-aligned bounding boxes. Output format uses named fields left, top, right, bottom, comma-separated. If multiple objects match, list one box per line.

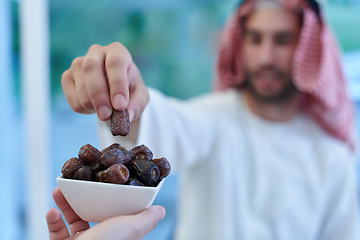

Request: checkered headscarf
left=215, top=0, right=356, bottom=151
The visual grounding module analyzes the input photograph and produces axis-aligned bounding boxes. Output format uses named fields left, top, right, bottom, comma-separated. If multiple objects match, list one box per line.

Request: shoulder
left=298, top=112, right=356, bottom=173
left=303, top=113, right=353, bottom=155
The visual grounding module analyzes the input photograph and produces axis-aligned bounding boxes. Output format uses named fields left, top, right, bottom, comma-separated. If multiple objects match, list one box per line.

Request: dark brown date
left=62, top=143, right=170, bottom=187
left=73, top=166, right=96, bottom=181
left=151, top=157, right=171, bottom=180
left=78, top=144, right=103, bottom=171
left=100, top=143, right=122, bottom=155
left=61, top=157, right=83, bottom=179
left=98, top=164, right=130, bottom=184
left=127, top=178, right=145, bottom=186
left=100, top=148, right=131, bottom=168
left=96, top=170, right=104, bottom=182
left=126, top=159, right=160, bottom=186
left=130, top=145, right=153, bottom=161
left=110, top=109, right=130, bottom=136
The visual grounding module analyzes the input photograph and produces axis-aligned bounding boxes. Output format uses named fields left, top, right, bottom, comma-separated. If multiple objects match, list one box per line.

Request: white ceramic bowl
left=57, top=175, right=164, bottom=222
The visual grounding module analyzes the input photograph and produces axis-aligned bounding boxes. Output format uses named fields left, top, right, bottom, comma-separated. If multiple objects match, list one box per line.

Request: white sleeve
left=319, top=156, right=360, bottom=240
left=98, top=88, right=218, bottom=172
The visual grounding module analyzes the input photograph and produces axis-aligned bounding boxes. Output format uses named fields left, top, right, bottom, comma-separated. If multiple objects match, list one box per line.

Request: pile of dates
left=61, top=143, right=171, bottom=187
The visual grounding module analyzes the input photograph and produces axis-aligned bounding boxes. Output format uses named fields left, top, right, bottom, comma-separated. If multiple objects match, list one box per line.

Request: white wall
left=19, top=0, right=52, bottom=239
left=0, top=0, right=22, bottom=239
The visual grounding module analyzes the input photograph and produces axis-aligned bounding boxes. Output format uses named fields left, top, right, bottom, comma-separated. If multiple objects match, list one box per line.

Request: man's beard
left=243, top=66, right=298, bottom=103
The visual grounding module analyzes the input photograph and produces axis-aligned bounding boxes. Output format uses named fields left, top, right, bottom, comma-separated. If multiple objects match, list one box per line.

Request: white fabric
left=98, top=88, right=360, bottom=240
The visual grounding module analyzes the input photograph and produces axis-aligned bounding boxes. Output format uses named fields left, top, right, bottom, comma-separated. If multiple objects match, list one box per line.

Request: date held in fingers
left=110, top=109, right=130, bottom=136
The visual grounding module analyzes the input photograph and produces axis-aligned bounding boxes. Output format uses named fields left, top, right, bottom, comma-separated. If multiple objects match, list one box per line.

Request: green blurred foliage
left=326, top=3, right=360, bottom=52
left=10, top=0, right=360, bottom=105
left=47, top=0, right=235, bottom=100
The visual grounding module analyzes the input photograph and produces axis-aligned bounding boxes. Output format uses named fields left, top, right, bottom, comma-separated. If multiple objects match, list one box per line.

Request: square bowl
left=56, top=175, right=164, bottom=223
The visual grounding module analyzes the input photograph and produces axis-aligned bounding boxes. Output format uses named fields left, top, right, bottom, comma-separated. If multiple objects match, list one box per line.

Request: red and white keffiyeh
left=215, top=0, right=356, bottom=151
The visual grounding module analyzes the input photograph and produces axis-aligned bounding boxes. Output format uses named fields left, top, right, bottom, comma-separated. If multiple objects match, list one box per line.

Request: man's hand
left=46, top=187, right=166, bottom=240
left=61, top=42, right=149, bottom=123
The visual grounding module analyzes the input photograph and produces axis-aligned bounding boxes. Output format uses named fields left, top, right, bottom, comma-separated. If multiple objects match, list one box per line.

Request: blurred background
left=1, top=0, right=360, bottom=239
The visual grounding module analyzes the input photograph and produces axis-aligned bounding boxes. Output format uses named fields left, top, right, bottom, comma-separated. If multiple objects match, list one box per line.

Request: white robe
left=98, top=88, right=360, bottom=240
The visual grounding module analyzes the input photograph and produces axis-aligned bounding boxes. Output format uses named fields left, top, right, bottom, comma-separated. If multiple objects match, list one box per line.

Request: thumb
left=122, top=205, right=166, bottom=240
left=76, top=205, right=166, bottom=240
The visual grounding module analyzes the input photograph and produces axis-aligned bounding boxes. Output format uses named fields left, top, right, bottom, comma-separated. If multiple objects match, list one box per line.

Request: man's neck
left=243, top=89, right=302, bottom=122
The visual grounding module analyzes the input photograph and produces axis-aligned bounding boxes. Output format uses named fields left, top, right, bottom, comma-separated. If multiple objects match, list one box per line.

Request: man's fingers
left=71, top=58, right=95, bottom=113
left=105, top=42, right=132, bottom=111
left=130, top=205, right=166, bottom=238
left=82, top=44, right=113, bottom=121
left=52, top=187, right=90, bottom=235
left=76, top=205, right=166, bottom=240
left=64, top=43, right=144, bottom=122
left=46, top=208, right=71, bottom=240
left=61, top=69, right=92, bottom=115
left=117, top=205, right=166, bottom=240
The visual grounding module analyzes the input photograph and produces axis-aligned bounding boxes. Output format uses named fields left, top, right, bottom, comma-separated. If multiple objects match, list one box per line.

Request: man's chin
left=247, top=88, right=297, bottom=103
left=252, top=93, right=284, bottom=103
left=244, top=77, right=298, bottom=103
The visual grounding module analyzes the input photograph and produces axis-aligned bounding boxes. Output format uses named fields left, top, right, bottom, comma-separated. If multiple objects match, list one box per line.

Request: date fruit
left=78, top=144, right=103, bottom=171
left=100, top=148, right=131, bottom=168
left=151, top=157, right=171, bottom=180
left=126, top=159, right=160, bottom=186
left=127, top=178, right=145, bottom=186
left=98, top=164, right=130, bottom=184
left=73, top=166, right=96, bottom=181
left=110, top=109, right=130, bottom=136
left=101, top=143, right=122, bottom=155
left=61, top=157, right=83, bottom=179
left=130, top=144, right=153, bottom=161
left=61, top=143, right=170, bottom=187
